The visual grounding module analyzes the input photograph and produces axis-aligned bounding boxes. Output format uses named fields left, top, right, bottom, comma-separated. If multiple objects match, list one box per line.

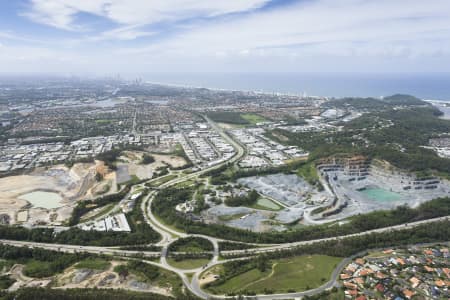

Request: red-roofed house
left=435, top=280, right=445, bottom=287
left=343, top=282, right=357, bottom=290
left=359, top=269, right=369, bottom=276
left=345, top=289, right=358, bottom=297
left=424, top=266, right=434, bottom=272
left=409, top=277, right=420, bottom=288
left=403, top=289, right=415, bottom=299
left=443, top=267, right=450, bottom=278
left=375, top=283, right=385, bottom=293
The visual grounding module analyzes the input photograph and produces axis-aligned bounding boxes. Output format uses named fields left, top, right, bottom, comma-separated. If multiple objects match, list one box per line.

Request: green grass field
left=240, top=113, right=267, bottom=125
left=207, top=111, right=267, bottom=126
left=249, top=198, right=283, bottom=211
left=75, top=258, right=111, bottom=270
left=211, top=268, right=266, bottom=293
left=174, top=179, right=196, bottom=188
left=23, top=260, right=53, bottom=278
left=185, top=272, right=195, bottom=282
left=207, top=112, right=249, bottom=124
left=206, top=255, right=342, bottom=295
left=167, top=258, right=210, bottom=270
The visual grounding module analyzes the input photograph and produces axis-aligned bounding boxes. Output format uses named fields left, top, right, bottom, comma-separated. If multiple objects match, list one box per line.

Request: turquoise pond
left=359, top=187, right=403, bottom=202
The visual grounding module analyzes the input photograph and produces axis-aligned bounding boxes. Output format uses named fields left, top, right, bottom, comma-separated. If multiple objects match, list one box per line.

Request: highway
left=220, top=215, right=450, bottom=257
left=2, top=218, right=448, bottom=300
left=4, top=218, right=447, bottom=300
left=124, top=117, right=450, bottom=299
left=0, top=239, right=160, bottom=258
left=2, top=117, right=449, bottom=300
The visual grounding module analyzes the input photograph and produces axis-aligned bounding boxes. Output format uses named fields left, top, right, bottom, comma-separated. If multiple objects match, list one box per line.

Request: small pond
left=359, top=187, right=402, bottom=202
left=19, top=191, right=64, bottom=209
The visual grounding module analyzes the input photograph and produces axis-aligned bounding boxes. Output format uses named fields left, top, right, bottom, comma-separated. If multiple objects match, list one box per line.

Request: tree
left=256, top=255, right=269, bottom=272
left=95, top=172, right=103, bottom=182
left=141, top=154, right=155, bottom=165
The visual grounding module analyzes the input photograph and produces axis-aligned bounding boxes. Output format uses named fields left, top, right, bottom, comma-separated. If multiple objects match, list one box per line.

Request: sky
left=1, top=0, right=450, bottom=75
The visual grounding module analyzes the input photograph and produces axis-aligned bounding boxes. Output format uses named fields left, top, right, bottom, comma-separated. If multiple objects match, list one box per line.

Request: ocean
left=141, top=72, right=450, bottom=100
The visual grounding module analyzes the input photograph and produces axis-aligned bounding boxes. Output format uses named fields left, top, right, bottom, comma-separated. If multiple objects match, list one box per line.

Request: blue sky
left=1, top=0, right=450, bottom=75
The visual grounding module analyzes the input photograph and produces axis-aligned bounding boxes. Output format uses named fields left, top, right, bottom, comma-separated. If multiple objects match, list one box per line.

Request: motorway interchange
left=1, top=117, right=449, bottom=300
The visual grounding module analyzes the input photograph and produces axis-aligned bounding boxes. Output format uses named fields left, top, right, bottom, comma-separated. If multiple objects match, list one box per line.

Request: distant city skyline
left=1, top=0, right=450, bottom=74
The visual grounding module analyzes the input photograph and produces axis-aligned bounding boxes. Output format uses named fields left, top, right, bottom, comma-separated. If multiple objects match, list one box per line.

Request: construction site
left=115, top=151, right=187, bottom=184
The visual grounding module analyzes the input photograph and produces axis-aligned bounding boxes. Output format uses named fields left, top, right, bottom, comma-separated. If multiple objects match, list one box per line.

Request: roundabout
left=1, top=117, right=448, bottom=299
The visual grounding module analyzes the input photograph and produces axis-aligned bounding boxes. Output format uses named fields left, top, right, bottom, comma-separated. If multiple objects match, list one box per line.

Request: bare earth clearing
left=0, top=162, right=116, bottom=226
left=116, top=151, right=187, bottom=183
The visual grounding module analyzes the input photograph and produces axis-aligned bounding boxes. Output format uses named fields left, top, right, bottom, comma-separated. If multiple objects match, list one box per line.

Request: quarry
left=202, top=157, right=450, bottom=232
left=315, top=157, right=450, bottom=221
left=0, top=150, right=188, bottom=227
left=0, top=162, right=118, bottom=226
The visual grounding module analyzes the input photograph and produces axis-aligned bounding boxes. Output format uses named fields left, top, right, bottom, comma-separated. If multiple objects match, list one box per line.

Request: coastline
left=140, top=72, right=450, bottom=100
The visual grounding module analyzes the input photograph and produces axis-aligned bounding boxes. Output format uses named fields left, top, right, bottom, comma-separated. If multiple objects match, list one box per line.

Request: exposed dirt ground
left=7, top=264, right=51, bottom=291
left=199, top=266, right=221, bottom=286
left=2, top=261, right=172, bottom=297
left=116, top=151, right=187, bottom=182
left=54, top=261, right=172, bottom=297
left=0, top=161, right=116, bottom=226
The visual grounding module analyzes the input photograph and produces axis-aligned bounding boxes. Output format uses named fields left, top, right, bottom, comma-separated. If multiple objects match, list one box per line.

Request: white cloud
left=87, top=25, right=155, bottom=41
left=22, top=0, right=269, bottom=30
left=9, top=0, right=450, bottom=73
left=21, top=0, right=88, bottom=30
left=113, top=0, right=450, bottom=67
left=0, top=30, right=47, bottom=44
